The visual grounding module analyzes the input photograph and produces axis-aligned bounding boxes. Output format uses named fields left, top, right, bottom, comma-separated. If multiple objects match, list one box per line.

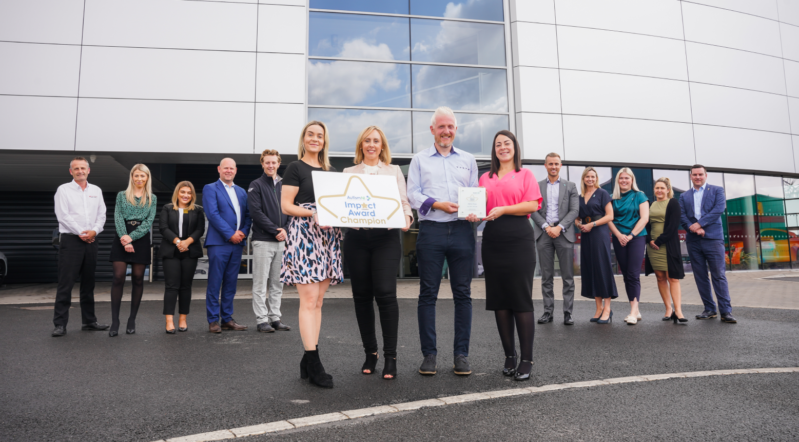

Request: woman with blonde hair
left=645, top=177, right=687, bottom=324
left=343, top=126, right=413, bottom=380
left=281, top=121, right=341, bottom=388
left=575, top=167, right=617, bottom=323
left=109, top=164, right=157, bottom=336
left=158, top=181, right=205, bottom=333
left=608, top=168, right=649, bottom=325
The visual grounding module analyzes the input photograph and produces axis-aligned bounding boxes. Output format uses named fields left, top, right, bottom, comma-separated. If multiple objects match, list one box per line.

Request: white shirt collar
left=219, top=179, right=235, bottom=189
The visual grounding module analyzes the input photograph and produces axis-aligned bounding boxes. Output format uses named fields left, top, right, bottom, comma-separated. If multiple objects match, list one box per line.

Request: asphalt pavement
left=2, top=298, right=798, bottom=441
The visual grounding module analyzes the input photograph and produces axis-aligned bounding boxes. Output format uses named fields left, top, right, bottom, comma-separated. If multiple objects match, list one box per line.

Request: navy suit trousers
left=687, top=239, right=732, bottom=314
left=206, top=244, right=243, bottom=323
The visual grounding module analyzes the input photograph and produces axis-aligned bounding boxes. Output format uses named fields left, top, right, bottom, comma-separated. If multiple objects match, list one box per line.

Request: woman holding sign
left=476, top=131, right=541, bottom=381
left=281, top=121, right=342, bottom=389
left=343, top=126, right=413, bottom=381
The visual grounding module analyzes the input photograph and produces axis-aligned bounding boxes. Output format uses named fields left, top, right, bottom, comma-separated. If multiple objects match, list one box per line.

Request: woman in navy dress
left=575, top=167, right=618, bottom=324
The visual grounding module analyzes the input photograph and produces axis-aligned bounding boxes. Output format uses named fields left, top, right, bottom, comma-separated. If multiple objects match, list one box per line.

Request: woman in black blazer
left=159, top=181, right=206, bottom=333
left=644, top=178, right=687, bottom=325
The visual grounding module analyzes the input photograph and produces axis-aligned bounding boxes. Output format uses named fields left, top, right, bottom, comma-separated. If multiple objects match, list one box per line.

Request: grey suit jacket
left=530, top=178, right=580, bottom=243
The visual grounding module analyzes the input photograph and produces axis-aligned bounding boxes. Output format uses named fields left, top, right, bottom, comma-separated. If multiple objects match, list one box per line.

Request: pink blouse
left=478, top=168, right=542, bottom=218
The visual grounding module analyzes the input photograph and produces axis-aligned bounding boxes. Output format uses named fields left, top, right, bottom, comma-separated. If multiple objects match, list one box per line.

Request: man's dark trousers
left=206, top=243, right=243, bottom=323
left=417, top=220, right=474, bottom=357
left=53, top=234, right=99, bottom=327
left=687, top=238, right=732, bottom=314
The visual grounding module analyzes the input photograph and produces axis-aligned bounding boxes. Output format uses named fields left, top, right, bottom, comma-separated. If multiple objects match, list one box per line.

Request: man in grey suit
left=530, top=153, right=580, bottom=325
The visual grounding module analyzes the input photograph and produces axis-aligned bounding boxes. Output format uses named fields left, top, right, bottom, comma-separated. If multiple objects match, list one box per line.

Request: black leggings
left=110, top=261, right=146, bottom=332
left=162, top=255, right=198, bottom=315
left=343, top=229, right=401, bottom=358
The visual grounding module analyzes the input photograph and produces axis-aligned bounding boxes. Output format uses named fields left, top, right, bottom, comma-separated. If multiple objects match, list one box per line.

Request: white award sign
left=458, top=187, right=486, bottom=218
left=312, top=171, right=405, bottom=228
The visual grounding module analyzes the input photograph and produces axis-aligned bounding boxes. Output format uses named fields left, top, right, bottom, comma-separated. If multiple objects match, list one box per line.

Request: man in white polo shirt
left=52, top=157, right=109, bottom=337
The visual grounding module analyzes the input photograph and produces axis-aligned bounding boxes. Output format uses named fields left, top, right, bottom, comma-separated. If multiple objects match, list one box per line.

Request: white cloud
left=308, top=39, right=406, bottom=106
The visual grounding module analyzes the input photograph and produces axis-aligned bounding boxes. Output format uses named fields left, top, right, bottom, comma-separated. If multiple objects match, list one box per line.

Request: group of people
left=50, top=106, right=735, bottom=389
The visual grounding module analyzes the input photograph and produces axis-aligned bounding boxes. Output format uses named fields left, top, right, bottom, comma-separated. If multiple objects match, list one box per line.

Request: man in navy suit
left=679, top=164, right=736, bottom=323
left=203, top=158, right=252, bottom=333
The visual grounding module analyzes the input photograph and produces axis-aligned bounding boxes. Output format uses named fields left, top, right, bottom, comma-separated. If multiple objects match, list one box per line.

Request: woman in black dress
left=159, top=181, right=205, bottom=334
left=476, top=131, right=541, bottom=381
left=109, top=164, right=157, bottom=336
left=575, top=167, right=617, bottom=324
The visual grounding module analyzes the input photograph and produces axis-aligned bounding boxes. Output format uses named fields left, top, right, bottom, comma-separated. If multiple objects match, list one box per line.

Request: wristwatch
left=175, top=239, right=181, bottom=246
left=592, top=222, right=596, bottom=227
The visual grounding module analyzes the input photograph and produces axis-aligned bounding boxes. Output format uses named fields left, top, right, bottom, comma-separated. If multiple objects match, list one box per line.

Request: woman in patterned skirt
left=280, top=120, right=342, bottom=388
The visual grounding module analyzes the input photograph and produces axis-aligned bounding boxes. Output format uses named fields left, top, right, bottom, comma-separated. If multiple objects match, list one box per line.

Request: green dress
left=647, top=200, right=668, bottom=271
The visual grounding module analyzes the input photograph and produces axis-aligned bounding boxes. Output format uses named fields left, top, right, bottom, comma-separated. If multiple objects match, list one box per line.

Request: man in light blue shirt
left=693, top=181, right=706, bottom=221
left=407, top=106, right=479, bottom=377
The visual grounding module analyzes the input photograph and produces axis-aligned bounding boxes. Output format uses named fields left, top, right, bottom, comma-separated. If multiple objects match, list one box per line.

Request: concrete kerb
left=156, top=367, right=798, bottom=442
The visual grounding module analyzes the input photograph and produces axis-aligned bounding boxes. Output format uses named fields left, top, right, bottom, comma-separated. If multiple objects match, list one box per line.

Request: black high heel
left=503, top=354, right=517, bottom=377
left=362, top=353, right=378, bottom=375
left=178, top=326, right=188, bottom=332
left=671, top=312, right=688, bottom=325
left=382, top=357, right=397, bottom=380
left=166, top=328, right=176, bottom=334
left=304, top=350, right=334, bottom=388
left=514, top=360, right=534, bottom=381
left=126, top=318, right=135, bottom=334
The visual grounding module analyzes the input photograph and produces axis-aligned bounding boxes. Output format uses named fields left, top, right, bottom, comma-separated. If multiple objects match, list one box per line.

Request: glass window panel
left=788, top=214, right=799, bottom=227
left=411, top=19, right=505, bottom=66
left=310, top=0, right=408, bottom=14
left=523, top=165, right=547, bottom=182
left=784, top=177, right=799, bottom=199
left=307, top=108, right=412, bottom=154
left=724, top=173, right=759, bottom=270
left=706, top=171, right=724, bottom=188
left=411, top=111, right=508, bottom=155
left=308, top=60, right=410, bottom=108
left=755, top=175, right=784, bottom=200
left=653, top=169, right=690, bottom=199
left=785, top=199, right=799, bottom=213
left=410, top=0, right=504, bottom=21
left=309, top=13, right=410, bottom=61
left=412, top=65, right=507, bottom=112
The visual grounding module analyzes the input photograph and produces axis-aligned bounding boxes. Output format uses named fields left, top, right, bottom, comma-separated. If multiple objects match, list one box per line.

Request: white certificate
left=458, top=187, right=486, bottom=219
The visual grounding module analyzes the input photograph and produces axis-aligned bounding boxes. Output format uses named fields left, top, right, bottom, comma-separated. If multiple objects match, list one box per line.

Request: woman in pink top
left=476, top=130, right=542, bottom=381
left=342, top=125, right=413, bottom=381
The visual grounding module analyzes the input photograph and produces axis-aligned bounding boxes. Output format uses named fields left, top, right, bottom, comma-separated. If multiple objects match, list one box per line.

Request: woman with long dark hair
left=475, top=130, right=541, bottom=381
left=109, top=164, right=157, bottom=337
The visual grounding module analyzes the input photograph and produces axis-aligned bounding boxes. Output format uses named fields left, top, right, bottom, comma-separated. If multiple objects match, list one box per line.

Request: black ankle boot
left=304, top=350, right=334, bottom=388
left=300, top=352, right=309, bottom=379
left=382, top=357, right=397, bottom=380
left=362, top=353, right=378, bottom=375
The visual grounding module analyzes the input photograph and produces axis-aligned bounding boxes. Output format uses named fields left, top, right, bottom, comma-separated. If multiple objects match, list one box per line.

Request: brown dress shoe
left=221, top=319, right=248, bottom=331
left=209, top=321, right=222, bottom=333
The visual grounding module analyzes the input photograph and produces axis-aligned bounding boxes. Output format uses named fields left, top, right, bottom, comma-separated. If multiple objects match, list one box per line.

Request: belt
left=126, top=220, right=143, bottom=226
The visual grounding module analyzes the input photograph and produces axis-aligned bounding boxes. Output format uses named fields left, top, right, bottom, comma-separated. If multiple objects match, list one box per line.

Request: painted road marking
left=155, top=367, right=799, bottom=442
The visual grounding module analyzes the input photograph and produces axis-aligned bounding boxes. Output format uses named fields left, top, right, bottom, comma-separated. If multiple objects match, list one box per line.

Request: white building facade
left=1, top=0, right=798, bottom=281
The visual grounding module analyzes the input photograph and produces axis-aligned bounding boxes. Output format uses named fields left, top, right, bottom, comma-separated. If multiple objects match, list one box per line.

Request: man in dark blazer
left=679, top=164, right=736, bottom=323
left=202, top=158, right=252, bottom=333
left=531, top=153, right=580, bottom=325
